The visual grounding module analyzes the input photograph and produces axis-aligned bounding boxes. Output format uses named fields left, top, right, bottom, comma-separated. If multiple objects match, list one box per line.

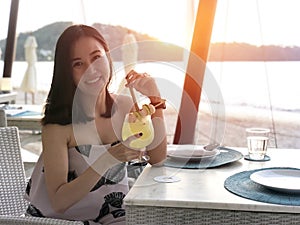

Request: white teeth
left=86, top=77, right=100, bottom=84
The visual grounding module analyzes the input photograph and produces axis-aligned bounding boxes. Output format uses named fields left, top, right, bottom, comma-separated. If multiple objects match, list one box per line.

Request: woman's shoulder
left=112, top=93, right=131, bottom=101
left=42, top=124, right=73, bottom=141
left=42, top=123, right=81, bottom=147
left=112, top=93, right=132, bottom=109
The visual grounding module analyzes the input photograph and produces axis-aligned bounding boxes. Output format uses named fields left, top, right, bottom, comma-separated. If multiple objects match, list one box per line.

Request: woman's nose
left=86, top=61, right=96, bottom=73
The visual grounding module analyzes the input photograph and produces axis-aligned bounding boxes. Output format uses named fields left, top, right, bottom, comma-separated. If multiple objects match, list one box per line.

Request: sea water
left=1, top=60, right=300, bottom=112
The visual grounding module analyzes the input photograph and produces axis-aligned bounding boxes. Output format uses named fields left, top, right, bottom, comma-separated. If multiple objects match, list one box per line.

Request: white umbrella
left=117, top=31, right=138, bottom=94
left=20, top=35, right=38, bottom=104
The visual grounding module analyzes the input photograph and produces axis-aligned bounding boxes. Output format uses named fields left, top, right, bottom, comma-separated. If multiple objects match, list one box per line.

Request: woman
left=25, top=24, right=167, bottom=224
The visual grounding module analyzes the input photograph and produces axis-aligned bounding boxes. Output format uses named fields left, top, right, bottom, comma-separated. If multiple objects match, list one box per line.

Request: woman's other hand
left=125, top=70, right=160, bottom=99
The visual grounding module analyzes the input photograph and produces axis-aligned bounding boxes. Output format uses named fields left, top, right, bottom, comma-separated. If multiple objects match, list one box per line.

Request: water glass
left=246, top=128, right=270, bottom=160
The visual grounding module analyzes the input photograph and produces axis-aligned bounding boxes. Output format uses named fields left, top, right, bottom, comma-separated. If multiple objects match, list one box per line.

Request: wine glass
left=122, top=113, right=181, bottom=183
left=122, top=113, right=154, bottom=164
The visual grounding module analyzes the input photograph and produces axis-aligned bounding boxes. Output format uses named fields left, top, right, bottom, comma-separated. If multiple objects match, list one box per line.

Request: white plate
left=250, top=168, right=300, bottom=193
left=167, top=144, right=219, bottom=161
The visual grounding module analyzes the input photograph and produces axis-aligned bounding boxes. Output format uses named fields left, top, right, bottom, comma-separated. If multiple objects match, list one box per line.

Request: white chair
left=0, top=126, right=83, bottom=225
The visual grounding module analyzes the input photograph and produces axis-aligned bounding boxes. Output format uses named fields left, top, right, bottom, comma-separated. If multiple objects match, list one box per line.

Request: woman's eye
left=73, top=61, right=83, bottom=68
left=93, top=54, right=103, bottom=61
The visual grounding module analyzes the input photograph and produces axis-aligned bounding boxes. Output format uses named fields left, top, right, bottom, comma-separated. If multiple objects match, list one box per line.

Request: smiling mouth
left=85, top=76, right=101, bottom=84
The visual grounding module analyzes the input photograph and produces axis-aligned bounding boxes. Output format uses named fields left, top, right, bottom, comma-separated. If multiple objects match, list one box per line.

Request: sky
left=1, top=0, right=300, bottom=47
left=213, top=0, right=300, bottom=47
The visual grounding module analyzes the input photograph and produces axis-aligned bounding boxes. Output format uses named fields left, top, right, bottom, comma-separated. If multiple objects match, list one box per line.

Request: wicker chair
left=0, top=109, right=7, bottom=127
left=0, top=126, right=83, bottom=225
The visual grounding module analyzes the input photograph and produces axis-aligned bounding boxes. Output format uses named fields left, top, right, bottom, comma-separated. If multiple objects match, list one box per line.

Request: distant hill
left=1, top=22, right=300, bottom=61
left=209, top=42, right=300, bottom=61
left=0, top=22, right=73, bottom=61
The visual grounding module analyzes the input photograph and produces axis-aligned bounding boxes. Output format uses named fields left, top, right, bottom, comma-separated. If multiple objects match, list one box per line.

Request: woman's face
left=71, top=36, right=110, bottom=95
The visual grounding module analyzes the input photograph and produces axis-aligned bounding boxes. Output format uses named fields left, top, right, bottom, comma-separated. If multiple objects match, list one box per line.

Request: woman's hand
left=107, top=134, right=143, bottom=163
left=125, top=70, right=161, bottom=99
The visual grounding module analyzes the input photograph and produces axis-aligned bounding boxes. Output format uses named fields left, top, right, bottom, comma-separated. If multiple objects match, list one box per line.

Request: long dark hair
left=41, top=24, right=115, bottom=126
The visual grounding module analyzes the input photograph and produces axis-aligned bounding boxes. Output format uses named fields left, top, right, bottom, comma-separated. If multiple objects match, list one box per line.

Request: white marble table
left=124, top=147, right=300, bottom=224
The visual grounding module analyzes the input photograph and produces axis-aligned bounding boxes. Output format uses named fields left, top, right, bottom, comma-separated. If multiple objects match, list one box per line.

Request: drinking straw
left=126, top=70, right=140, bottom=111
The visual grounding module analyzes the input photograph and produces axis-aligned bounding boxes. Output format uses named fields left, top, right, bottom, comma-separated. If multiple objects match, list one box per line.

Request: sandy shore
left=15, top=89, right=300, bottom=156
left=164, top=104, right=300, bottom=149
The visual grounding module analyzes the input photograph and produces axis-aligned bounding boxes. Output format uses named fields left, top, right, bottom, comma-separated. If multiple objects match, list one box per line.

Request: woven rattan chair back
left=0, top=110, right=7, bottom=127
left=0, top=126, right=84, bottom=224
left=0, top=127, right=27, bottom=215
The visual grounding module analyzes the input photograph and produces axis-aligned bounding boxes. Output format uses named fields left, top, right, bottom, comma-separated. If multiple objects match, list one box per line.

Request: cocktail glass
left=122, top=113, right=154, bottom=163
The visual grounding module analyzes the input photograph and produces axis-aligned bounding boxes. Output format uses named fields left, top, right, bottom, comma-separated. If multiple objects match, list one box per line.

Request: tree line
left=0, top=22, right=299, bottom=62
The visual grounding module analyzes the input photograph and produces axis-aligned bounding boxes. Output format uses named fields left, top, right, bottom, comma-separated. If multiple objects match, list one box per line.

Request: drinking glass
left=122, top=113, right=154, bottom=163
left=122, top=112, right=181, bottom=183
left=246, top=127, right=270, bottom=160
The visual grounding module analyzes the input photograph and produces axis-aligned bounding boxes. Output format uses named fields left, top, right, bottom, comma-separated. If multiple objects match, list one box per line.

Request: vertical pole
left=3, top=0, right=19, bottom=79
left=173, top=0, right=217, bottom=144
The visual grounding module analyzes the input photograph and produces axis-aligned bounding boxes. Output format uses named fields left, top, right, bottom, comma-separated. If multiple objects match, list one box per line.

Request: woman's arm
left=41, top=124, right=111, bottom=213
left=42, top=124, right=140, bottom=213
left=146, top=107, right=167, bottom=166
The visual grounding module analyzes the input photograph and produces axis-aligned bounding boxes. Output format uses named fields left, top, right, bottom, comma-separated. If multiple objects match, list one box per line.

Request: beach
left=16, top=87, right=300, bottom=160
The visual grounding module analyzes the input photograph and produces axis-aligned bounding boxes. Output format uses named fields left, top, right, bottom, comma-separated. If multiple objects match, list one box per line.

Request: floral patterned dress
left=25, top=145, right=129, bottom=225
